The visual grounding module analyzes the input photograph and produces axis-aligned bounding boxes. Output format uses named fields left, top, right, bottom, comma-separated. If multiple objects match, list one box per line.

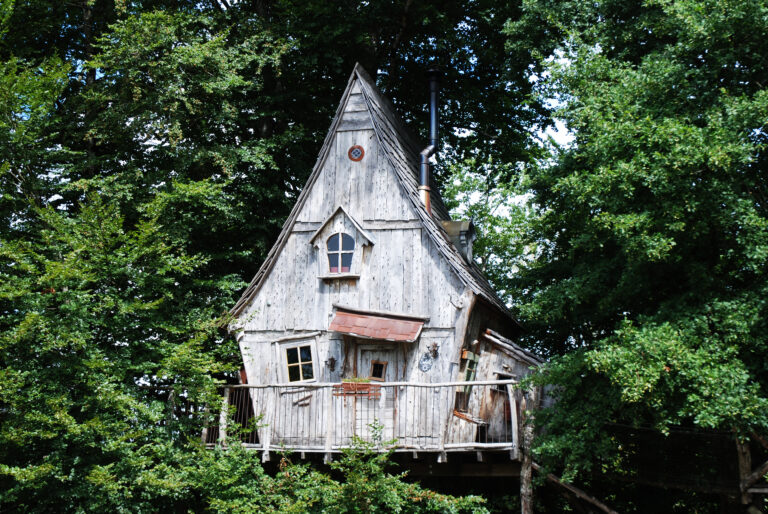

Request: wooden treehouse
left=224, top=64, right=542, bottom=469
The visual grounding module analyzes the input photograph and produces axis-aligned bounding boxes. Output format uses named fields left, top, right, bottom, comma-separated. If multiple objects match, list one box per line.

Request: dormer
left=309, top=206, right=374, bottom=281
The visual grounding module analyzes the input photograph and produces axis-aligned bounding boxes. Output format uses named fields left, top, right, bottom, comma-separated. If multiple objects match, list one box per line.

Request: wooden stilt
left=737, top=439, right=753, bottom=505
left=520, top=387, right=535, bottom=514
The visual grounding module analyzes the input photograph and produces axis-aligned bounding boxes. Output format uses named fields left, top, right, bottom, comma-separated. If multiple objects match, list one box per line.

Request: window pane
left=328, top=253, right=339, bottom=272
left=341, top=252, right=352, bottom=272
left=371, top=362, right=385, bottom=379
left=341, top=233, right=355, bottom=251
left=327, top=234, right=339, bottom=251
left=286, top=347, right=298, bottom=364
left=301, top=363, right=314, bottom=380
left=288, top=365, right=300, bottom=382
left=299, top=345, right=312, bottom=362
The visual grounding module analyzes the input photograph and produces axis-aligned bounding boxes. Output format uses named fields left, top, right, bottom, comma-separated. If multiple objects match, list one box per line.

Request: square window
left=370, top=360, right=387, bottom=381
left=283, top=342, right=316, bottom=383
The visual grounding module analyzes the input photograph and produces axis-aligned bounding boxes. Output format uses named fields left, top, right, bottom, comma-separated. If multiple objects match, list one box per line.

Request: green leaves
left=509, top=0, right=768, bottom=492
left=1, top=1, right=544, bottom=510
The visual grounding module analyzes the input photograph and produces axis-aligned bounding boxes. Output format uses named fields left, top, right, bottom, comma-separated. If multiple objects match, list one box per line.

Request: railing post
left=218, top=387, right=230, bottom=446
left=261, top=386, right=275, bottom=462
left=324, top=385, right=334, bottom=463
left=437, top=385, right=449, bottom=462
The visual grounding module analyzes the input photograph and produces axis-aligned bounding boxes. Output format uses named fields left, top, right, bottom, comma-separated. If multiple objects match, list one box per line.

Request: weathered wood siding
left=234, top=73, right=535, bottom=454
left=238, top=77, right=469, bottom=390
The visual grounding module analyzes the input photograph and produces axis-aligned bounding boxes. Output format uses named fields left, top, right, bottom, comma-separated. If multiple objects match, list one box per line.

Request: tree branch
left=532, top=462, right=618, bottom=514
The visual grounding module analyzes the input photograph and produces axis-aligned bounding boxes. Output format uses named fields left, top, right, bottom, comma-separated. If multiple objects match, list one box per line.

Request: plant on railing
left=334, top=378, right=382, bottom=398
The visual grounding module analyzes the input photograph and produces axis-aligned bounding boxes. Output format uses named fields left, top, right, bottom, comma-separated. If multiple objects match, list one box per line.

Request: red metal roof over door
left=329, top=311, right=424, bottom=342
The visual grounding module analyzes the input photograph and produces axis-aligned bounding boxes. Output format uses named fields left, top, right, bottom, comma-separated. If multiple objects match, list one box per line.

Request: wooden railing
left=207, top=380, right=520, bottom=461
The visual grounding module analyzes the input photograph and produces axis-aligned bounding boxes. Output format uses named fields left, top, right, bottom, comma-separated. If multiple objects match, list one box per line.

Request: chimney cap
left=426, top=68, right=442, bottom=80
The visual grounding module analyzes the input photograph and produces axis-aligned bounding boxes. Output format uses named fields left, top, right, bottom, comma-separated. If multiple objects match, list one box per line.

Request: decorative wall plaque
left=348, top=145, right=364, bottom=161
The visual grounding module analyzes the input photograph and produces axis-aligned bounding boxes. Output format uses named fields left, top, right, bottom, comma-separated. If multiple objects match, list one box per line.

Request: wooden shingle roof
left=230, top=64, right=515, bottom=321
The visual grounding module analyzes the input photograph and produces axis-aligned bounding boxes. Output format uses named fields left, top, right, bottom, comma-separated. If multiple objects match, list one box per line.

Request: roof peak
left=230, top=64, right=515, bottom=323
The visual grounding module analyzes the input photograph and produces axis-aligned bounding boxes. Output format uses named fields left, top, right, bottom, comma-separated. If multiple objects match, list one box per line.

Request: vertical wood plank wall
left=238, top=81, right=469, bottom=388
left=235, top=76, right=529, bottom=451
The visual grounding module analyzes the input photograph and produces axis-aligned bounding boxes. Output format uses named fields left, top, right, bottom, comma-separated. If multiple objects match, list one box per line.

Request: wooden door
left=355, top=345, right=397, bottom=441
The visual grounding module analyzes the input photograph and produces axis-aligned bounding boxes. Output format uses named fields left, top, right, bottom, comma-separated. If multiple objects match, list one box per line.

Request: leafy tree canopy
left=507, top=0, right=768, bottom=487
left=0, top=0, right=546, bottom=510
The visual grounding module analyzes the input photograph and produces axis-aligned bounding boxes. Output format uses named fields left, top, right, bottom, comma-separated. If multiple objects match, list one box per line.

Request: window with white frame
left=282, top=340, right=316, bottom=383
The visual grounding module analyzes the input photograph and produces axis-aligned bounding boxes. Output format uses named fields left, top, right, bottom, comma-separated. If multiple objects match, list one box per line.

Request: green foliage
left=443, top=158, right=533, bottom=305
left=0, top=0, right=546, bottom=510
left=325, top=422, right=488, bottom=513
left=508, top=0, right=768, bottom=490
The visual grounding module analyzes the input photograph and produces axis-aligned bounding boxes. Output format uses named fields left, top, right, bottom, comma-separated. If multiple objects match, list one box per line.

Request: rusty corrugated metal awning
left=329, top=311, right=424, bottom=342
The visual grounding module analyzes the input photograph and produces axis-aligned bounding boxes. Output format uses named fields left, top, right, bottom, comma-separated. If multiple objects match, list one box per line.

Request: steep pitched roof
left=230, top=64, right=514, bottom=321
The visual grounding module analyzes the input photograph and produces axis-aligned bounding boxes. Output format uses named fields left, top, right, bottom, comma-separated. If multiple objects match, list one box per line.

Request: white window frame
left=279, top=338, right=318, bottom=384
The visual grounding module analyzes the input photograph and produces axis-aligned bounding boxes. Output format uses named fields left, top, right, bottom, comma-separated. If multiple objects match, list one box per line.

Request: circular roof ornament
left=348, top=145, right=364, bottom=161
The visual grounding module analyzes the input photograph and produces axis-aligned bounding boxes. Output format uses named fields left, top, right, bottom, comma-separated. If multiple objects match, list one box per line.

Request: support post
left=520, top=386, right=536, bottom=514
left=261, top=387, right=274, bottom=462
left=738, top=439, right=753, bottom=506
left=324, top=385, right=334, bottom=464
left=507, top=384, right=519, bottom=460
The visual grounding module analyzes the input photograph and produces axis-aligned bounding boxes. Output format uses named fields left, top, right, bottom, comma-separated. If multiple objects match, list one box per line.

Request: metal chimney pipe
left=419, top=68, right=441, bottom=214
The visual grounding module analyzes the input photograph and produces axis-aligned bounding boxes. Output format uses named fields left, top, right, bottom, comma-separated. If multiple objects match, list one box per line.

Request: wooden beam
left=741, top=458, right=768, bottom=492
left=532, top=462, right=618, bottom=514
left=332, top=303, right=430, bottom=321
left=484, top=329, right=543, bottom=364
left=737, top=440, right=753, bottom=505
left=482, top=332, right=540, bottom=366
left=520, top=388, right=535, bottom=514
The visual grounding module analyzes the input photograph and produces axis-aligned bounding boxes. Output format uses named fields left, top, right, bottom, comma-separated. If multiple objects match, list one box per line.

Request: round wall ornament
left=348, top=145, right=364, bottom=161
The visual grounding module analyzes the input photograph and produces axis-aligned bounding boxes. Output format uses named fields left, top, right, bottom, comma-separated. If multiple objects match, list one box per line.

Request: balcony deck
left=207, top=380, right=520, bottom=462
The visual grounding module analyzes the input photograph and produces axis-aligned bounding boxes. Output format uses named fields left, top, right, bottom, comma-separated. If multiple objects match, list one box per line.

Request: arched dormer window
left=327, top=233, right=355, bottom=273
left=310, top=206, right=373, bottom=281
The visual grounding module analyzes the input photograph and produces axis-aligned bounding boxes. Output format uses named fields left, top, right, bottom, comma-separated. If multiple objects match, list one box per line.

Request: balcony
left=205, top=380, right=520, bottom=462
